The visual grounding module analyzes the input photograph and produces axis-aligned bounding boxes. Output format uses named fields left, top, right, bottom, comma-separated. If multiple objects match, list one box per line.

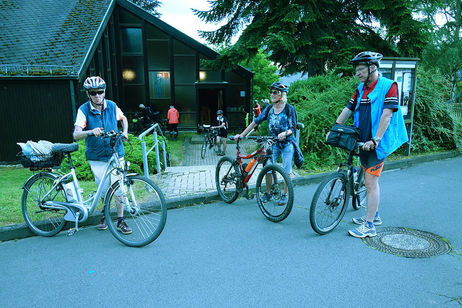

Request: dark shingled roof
left=0, top=0, right=114, bottom=78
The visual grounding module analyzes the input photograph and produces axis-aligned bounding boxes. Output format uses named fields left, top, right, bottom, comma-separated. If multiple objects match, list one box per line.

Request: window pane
left=121, top=28, right=143, bottom=53
left=174, top=56, right=196, bottom=83
left=147, top=41, right=169, bottom=70
left=149, top=71, right=171, bottom=99
left=122, top=56, right=145, bottom=84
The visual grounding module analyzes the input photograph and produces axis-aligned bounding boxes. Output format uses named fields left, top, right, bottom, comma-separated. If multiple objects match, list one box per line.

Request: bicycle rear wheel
left=201, top=136, right=208, bottom=159
left=105, top=175, right=167, bottom=247
left=21, top=172, right=67, bottom=237
left=216, top=156, right=240, bottom=203
left=352, top=168, right=367, bottom=210
left=310, top=172, right=349, bottom=235
left=256, top=164, right=294, bottom=222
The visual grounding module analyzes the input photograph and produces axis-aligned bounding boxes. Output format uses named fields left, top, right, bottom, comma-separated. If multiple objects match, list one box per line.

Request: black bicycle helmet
left=349, top=51, right=383, bottom=68
left=269, top=82, right=289, bottom=93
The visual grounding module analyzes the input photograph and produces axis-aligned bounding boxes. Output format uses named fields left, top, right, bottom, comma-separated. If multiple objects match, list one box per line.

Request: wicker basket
left=17, top=152, right=64, bottom=170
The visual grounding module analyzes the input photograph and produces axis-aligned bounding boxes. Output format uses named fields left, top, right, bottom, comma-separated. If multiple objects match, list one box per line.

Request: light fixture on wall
left=122, top=69, right=136, bottom=81
left=199, top=71, right=206, bottom=81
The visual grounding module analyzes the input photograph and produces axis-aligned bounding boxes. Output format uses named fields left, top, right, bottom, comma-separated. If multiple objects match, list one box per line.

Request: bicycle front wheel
left=256, top=164, right=294, bottom=222
left=201, top=136, right=207, bottom=159
left=21, top=172, right=67, bottom=237
left=105, top=175, right=167, bottom=247
left=215, top=156, right=240, bottom=203
left=310, top=172, right=349, bottom=235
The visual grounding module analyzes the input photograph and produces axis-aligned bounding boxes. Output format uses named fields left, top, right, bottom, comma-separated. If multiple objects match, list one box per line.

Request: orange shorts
left=359, top=150, right=385, bottom=177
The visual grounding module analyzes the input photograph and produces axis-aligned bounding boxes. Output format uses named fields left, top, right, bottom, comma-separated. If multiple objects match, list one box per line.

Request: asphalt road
left=1, top=157, right=461, bottom=307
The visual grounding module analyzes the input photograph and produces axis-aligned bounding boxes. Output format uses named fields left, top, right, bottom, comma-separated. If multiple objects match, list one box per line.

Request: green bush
left=61, top=133, right=169, bottom=181
left=288, top=69, right=461, bottom=172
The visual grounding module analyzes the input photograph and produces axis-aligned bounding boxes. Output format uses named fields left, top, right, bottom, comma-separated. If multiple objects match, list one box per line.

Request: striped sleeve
left=346, top=91, right=357, bottom=111
left=384, top=83, right=398, bottom=111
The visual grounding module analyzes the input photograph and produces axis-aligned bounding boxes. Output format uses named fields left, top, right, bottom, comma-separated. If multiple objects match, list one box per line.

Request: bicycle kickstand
left=245, top=186, right=255, bottom=200
left=67, top=212, right=80, bottom=236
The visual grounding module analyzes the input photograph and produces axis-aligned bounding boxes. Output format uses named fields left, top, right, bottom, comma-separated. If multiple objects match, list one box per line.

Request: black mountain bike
left=309, top=141, right=366, bottom=234
left=201, top=125, right=219, bottom=159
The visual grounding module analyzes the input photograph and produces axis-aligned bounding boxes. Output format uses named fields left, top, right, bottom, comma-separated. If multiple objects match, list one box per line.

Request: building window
left=149, top=71, right=171, bottom=98
left=121, top=28, right=143, bottom=54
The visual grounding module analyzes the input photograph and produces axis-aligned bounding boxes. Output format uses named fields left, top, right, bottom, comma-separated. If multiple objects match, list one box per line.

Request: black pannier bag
left=326, top=124, right=360, bottom=151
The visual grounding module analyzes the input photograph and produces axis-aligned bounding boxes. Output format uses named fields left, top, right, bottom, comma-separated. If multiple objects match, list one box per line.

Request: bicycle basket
left=17, top=152, right=64, bottom=169
left=326, top=124, right=360, bottom=151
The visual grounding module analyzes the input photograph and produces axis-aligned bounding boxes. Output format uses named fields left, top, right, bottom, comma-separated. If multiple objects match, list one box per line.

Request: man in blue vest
left=328, top=52, right=408, bottom=238
left=73, top=76, right=132, bottom=234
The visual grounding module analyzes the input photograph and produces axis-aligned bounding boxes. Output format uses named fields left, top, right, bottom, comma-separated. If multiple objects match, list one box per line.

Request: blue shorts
left=271, top=142, right=294, bottom=175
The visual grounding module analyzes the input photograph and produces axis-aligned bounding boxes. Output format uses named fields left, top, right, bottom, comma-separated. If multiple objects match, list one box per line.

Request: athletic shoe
left=117, top=220, right=133, bottom=235
left=218, top=151, right=225, bottom=156
left=352, top=215, right=382, bottom=226
left=261, top=192, right=272, bottom=203
left=348, top=223, right=377, bottom=238
left=278, top=194, right=288, bottom=206
left=96, top=218, right=107, bottom=230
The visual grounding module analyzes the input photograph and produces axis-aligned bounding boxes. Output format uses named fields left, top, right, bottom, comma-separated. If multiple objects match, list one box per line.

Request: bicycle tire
left=201, top=136, right=207, bottom=159
left=104, top=175, right=167, bottom=247
left=310, top=172, right=350, bottom=235
left=256, top=164, right=294, bottom=223
left=215, top=156, right=240, bottom=203
left=352, top=168, right=367, bottom=210
left=21, top=172, right=67, bottom=237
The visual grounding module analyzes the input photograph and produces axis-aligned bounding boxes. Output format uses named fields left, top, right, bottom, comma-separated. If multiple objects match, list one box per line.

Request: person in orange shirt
left=167, top=105, right=179, bottom=140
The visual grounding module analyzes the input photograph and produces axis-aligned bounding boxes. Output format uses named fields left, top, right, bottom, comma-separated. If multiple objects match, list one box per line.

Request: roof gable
left=0, top=0, right=114, bottom=78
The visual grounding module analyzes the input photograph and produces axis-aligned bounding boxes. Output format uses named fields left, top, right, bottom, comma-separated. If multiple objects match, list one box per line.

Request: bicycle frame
left=233, top=137, right=274, bottom=186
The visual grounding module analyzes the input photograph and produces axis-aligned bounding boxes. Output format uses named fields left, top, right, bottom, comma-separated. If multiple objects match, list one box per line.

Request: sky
left=157, top=0, right=224, bottom=46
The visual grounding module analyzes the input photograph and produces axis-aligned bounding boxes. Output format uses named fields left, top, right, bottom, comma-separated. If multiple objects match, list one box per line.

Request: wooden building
left=0, top=0, right=253, bottom=162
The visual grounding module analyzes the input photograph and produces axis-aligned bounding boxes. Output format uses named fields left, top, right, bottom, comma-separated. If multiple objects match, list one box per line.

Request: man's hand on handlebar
left=234, top=134, right=243, bottom=142
left=90, top=127, right=104, bottom=137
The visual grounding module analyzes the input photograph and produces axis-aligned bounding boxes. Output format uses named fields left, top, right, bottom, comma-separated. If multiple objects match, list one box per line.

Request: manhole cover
left=363, top=227, right=452, bottom=258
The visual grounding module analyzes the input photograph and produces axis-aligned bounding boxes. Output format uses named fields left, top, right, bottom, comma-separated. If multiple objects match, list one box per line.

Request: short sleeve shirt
left=346, top=80, right=398, bottom=142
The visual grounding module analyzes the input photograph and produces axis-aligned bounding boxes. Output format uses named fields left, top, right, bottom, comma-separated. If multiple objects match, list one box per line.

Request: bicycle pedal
left=67, top=228, right=77, bottom=236
left=245, top=193, right=255, bottom=200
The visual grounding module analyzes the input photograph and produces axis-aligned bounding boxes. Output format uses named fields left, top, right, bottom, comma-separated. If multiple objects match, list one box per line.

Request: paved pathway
left=151, top=135, right=283, bottom=199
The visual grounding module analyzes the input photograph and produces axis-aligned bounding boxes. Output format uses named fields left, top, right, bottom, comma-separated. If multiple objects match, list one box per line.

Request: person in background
left=167, top=105, right=179, bottom=140
left=212, top=109, right=228, bottom=156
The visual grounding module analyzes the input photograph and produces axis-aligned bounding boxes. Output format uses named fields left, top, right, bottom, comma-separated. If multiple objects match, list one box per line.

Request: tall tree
left=194, top=0, right=431, bottom=76
left=129, top=0, right=162, bottom=17
left=420, top=0, right=461, bottom=102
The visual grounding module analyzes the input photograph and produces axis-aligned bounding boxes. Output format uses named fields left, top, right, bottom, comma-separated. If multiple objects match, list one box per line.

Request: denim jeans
left=272, top=142, right=294, bottom=175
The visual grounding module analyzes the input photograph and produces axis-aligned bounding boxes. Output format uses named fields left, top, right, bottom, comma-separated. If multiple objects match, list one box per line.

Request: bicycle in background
left=215, top=135, right=294, bottom=222
left=309, top=141, right=366, bottom=234
left=19, top=131, right=167, bottom=247
left=201, top=124, right=219, bottom=159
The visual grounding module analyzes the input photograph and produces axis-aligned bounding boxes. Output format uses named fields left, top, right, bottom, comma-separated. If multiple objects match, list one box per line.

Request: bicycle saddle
left=51, top=143, right=79, bottom=154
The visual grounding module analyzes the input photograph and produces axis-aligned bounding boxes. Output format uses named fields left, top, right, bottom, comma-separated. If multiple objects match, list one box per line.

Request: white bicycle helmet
left=83, top=76, right=106, bottom=90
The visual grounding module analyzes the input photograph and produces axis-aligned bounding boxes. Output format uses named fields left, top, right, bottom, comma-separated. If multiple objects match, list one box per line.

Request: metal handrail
left=138, top=123, right=168, bottom=176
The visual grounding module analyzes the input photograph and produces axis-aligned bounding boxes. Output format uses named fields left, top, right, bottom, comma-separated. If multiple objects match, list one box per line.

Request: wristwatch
left=371, top=136, right=381, bottom=146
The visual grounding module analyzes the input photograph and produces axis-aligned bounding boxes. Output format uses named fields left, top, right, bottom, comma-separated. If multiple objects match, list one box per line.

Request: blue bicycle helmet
left=269, top=82, right=289, bottom=93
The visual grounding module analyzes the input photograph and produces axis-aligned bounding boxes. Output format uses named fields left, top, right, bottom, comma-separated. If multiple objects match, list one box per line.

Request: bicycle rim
left=310, top=173, right=349, bottom=234
left=21, top=172, right=67, bottom=237
left=256, top=164, right=294, bottom=222
left=215, top=156, right=239, bottom=203
left=105, top=175, right=167, bottom=247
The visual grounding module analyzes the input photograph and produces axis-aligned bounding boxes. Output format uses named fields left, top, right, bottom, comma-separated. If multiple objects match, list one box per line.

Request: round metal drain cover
left=363, top=227, right=452, bottom=258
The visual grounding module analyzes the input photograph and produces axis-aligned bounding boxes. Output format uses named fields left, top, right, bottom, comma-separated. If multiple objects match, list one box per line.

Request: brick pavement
left=150, top=136, right=267, bottom=199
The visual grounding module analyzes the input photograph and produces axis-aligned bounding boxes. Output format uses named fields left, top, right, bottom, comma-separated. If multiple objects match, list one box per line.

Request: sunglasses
left=270, top=90, right=280, bottom=95
left=88, top=90, right=105, bottom=96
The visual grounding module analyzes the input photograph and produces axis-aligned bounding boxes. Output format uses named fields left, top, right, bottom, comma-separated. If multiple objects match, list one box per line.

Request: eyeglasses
left=88, top=90, right=105, bottom=96
left=270, top=90, right=280, bottom=95
left=355, top=66, right=369, bottom=73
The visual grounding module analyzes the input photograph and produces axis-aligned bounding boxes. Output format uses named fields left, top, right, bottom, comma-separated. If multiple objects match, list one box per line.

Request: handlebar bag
left=326, top=124, right=360, bottom=151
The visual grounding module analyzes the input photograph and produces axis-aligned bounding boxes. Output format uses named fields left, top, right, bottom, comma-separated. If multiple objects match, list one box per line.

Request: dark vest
left=80, top=100, right=124, bottom=161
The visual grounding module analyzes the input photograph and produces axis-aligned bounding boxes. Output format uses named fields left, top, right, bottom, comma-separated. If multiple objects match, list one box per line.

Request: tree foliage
left=240, top=50, right=279, bottom=103
left=194, top=0, right=432, bottom=76
left=129, top=0, right=162, bottom=17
